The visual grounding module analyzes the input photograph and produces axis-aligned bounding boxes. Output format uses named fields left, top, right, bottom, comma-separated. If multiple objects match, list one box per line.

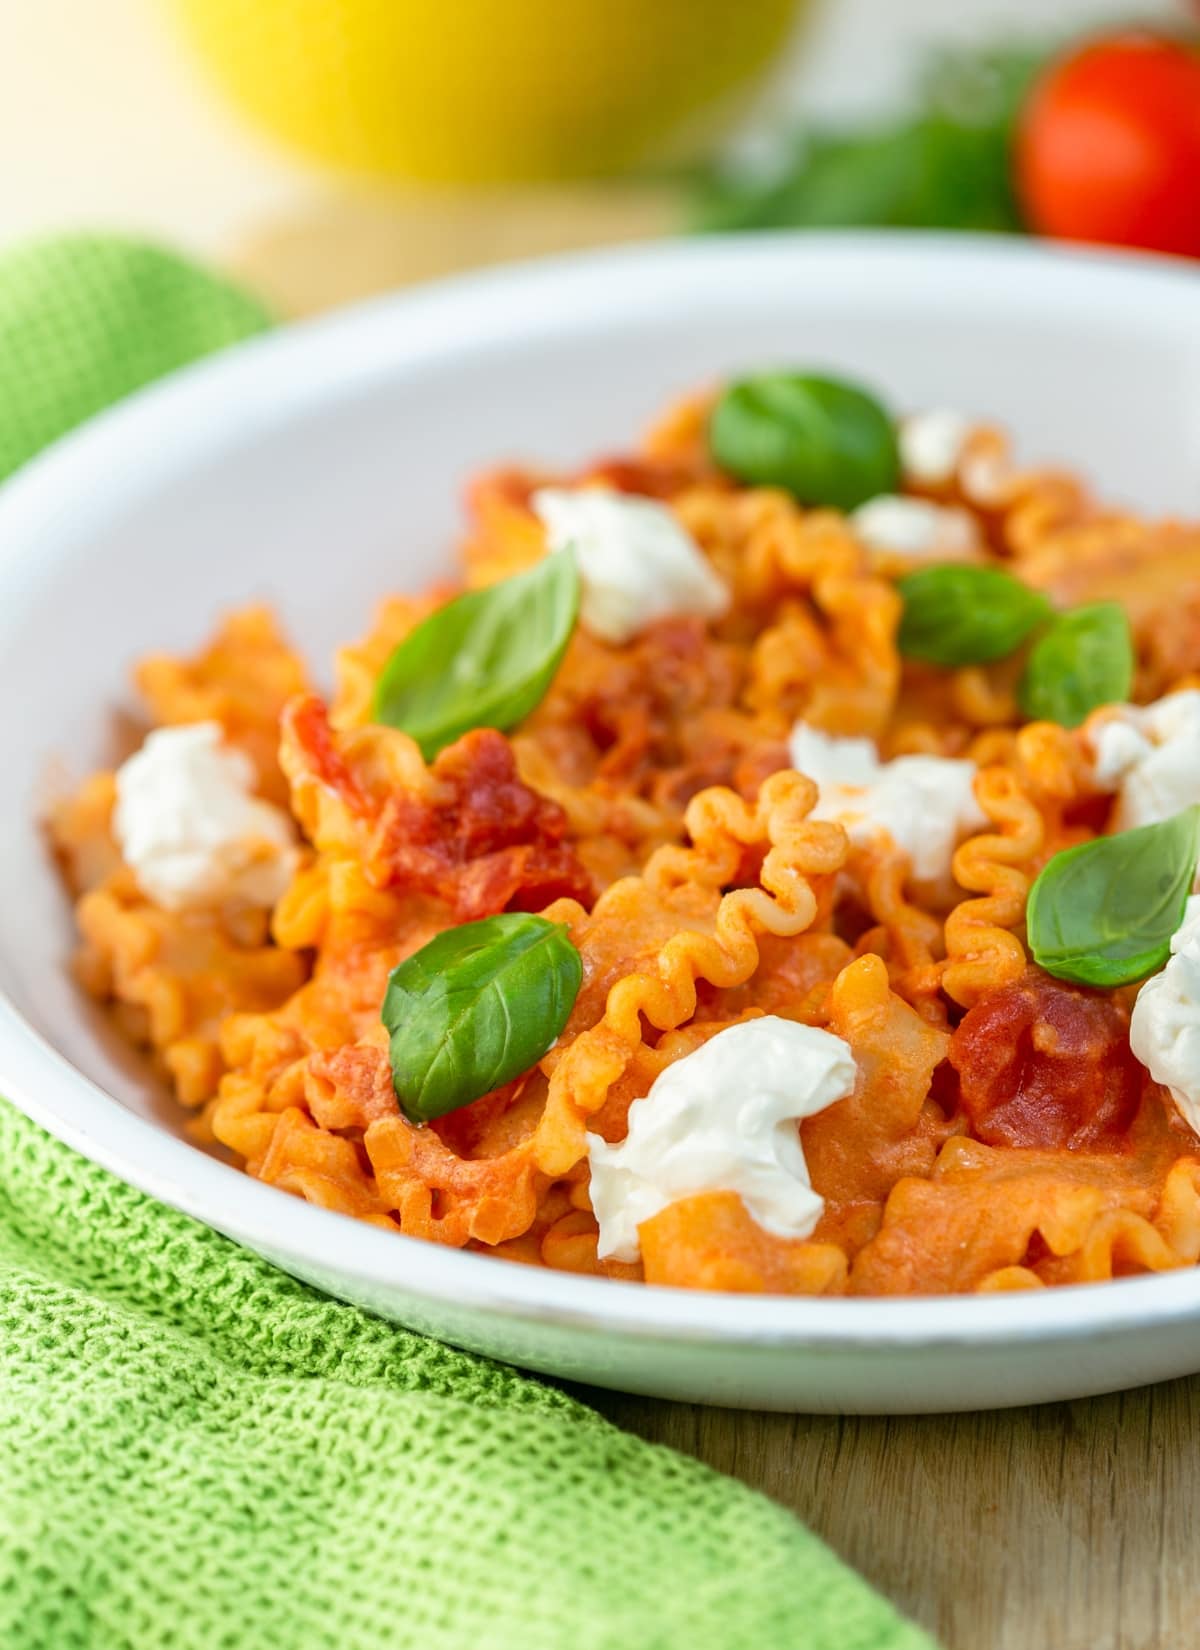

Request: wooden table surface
left=4, top=5, right=1194, bottom=1646
left=586, top=1382, right=1194, bottom=1650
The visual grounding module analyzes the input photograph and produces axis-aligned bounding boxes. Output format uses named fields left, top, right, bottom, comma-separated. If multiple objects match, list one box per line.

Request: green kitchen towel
left=0, top=233, right=271, bottom=482
left=0, top=233, right=935, bottom=1650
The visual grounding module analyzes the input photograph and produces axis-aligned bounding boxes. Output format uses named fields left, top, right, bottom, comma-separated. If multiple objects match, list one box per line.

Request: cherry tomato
left=1016, top=33, right=1200, bottom=257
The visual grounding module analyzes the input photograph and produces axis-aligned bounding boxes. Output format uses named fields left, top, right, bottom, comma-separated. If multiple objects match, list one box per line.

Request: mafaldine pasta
left=49, top=373, right=1200, bottom=1295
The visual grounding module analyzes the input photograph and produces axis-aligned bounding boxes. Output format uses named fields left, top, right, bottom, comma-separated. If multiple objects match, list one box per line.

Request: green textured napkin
left=0, top=233, right=271, bottom=482
left=0, top=233, right=935, bottom=1650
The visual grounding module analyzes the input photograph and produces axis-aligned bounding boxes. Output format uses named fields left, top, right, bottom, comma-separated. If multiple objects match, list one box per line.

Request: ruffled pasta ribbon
left=853, top=1136, right=1200, bottom=1295
left=363, top=770, right=848, bottom=1247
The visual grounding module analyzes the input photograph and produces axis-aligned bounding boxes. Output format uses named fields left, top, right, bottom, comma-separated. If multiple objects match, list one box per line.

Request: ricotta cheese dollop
left=586, top=1016, right=856, bottom=1263
left=788, top=722, right=987, bottom=883
left=850, top=494, right=979, bottom=560
left=898, top=409, right=972, bottom=487
left=1130, top=897, right=1200, bottom=1135
left=1087, top=690, right=1200, bottom=831
left=531, top=486, right=729, bottom=646
left=114, top=721, right=299, bottom=912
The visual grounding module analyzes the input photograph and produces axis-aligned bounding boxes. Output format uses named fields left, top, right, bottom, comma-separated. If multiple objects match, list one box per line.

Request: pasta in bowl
left=49, top=366, right=1200, bottom=1300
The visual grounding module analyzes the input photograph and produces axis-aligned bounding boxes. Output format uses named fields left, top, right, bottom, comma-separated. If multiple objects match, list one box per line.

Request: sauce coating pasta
left=48, top=387, right=1200, bottom=1295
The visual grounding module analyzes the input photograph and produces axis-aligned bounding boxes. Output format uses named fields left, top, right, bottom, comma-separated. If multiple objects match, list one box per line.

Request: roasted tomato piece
left=948, top=967, right=1143, bottom=1150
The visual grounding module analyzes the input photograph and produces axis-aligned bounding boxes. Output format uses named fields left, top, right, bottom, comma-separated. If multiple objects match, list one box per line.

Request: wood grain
left=582, top=1380, right=1197, bottom=1650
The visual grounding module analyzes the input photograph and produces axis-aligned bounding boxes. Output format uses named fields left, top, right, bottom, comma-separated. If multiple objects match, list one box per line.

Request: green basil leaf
left=708, top=371, right=899, bottom=511
left=1026, top=806, right=1200, bottom=988
left=896, top=563, right=1053, bottom=667
left=372, top=551, right=579, bottom=760
left=1017, top=601, right=1134, bottom=729
left=382, top=913, right=582, bottom=1123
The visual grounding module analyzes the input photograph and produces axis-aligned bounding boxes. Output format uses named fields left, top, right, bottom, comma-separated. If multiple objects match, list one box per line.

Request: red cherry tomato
left=1016, top=33, right=1200, bottom=257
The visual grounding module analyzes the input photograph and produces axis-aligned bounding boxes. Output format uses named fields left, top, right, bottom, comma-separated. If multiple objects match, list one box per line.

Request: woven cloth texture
left=0, top=232, right=934, bottom=1650
left=0, top=232, right=271, bottom=482
left=0, top=1102, right=934, bottom=1650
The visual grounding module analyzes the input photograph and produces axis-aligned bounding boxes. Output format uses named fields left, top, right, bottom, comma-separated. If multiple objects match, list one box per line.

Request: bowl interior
left=3, top=234, right=1200, bottom=1130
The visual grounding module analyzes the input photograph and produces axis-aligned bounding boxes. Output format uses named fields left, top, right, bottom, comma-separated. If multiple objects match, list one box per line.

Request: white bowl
left=4, top=232, right=1200, bottom=1414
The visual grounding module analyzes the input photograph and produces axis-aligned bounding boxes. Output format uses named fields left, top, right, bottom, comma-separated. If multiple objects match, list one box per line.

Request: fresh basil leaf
left=372, top=550, right=579, bottom=759
left=709, top=371, right=899, bottom=511
left=1017, top=602, right=1134, bottom=729
left=1026, top=807, right=1200, bottom=989
left=896, top=563, right=1053, bottom=667
left=382, top=913, right=582, bottom=1123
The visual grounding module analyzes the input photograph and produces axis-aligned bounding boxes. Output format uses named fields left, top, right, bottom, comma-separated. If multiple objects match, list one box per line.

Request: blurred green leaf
left=692, top=42, right=1050, bottom=235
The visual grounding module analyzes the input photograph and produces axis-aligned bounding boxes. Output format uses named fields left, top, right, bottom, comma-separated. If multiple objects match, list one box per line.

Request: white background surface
left=0, top=0, right=1181, bottom=256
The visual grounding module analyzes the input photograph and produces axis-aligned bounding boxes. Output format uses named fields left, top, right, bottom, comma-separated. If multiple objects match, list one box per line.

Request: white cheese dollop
left=1088, top=691, right=1200, bottom=830
left=899, top=409, right=972, bottom=487
left=587, top=1016, right=855, bottom=1263
left=114, top=721, right=299, bottom=912
left=1130, top=896, right=1200, bottom=1135
left=531, top=486, right=729, bottom=646
left=788, top=722, right=987, bottom=883
left=850, top=494, right=979, bottom=560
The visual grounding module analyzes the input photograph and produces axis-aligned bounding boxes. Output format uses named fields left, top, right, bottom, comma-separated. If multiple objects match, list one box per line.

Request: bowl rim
left=5, top=227, right=1200, bottom=1351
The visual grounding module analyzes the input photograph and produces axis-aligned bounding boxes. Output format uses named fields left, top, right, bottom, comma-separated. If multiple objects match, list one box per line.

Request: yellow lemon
left=170, top=0, right=805, bottom=184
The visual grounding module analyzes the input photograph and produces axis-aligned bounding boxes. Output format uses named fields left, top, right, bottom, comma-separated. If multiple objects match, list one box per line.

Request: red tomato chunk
left=948, top=968, right=1144, bottom=1150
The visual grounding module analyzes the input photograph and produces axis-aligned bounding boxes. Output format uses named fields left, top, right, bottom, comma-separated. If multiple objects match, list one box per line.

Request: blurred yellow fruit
left=170, top=0, right=805, bottom=183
